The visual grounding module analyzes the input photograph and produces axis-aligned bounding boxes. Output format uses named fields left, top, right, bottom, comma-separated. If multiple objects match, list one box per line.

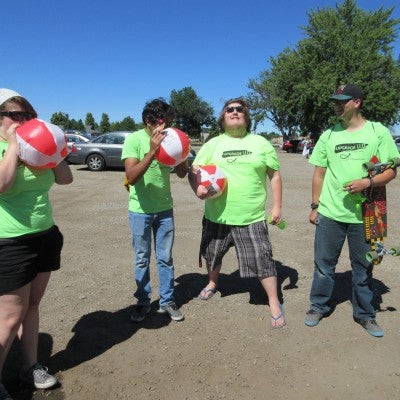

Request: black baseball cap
left=329, top=84, right=364, bottom=101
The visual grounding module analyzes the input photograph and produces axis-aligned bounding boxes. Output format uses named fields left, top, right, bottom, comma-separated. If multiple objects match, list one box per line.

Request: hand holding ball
left=155, top=127, right=190, bottom=167
left=196, top=165, right=227, bottom=199
left=16, top=119, right=68, bottom=168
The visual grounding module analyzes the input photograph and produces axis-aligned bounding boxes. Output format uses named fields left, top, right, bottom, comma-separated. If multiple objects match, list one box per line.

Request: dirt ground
left=4, top=149, right=400, bottom=400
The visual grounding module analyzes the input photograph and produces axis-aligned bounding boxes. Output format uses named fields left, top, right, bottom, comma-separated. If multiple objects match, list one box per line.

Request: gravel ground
left=4, top=149, right=400, bottom=400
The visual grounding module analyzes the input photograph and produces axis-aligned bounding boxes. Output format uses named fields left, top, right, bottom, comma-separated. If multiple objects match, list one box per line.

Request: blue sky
left=2, top=0, right=399, bottom=133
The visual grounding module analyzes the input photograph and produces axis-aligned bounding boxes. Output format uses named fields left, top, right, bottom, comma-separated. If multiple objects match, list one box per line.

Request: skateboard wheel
left=390, top=247, right=400, bottom=256
left=366, top=251, right=379, bottom=262
left=391, top=158, right=400, bottom=168
left=363, top=161, right=375, bottom=171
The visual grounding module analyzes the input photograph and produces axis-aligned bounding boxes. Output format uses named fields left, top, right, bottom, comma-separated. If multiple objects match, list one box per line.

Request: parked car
left=65, top=130, right=92, bottom=140
left=68, top=131, right=131, bottom=171
left=65, top=133, right=90, bottom=148
left=170, top=149, right=196, bottom=173
left=282, top=138, right=315, bottom=155
left=281, top=139, right=301, bottom=153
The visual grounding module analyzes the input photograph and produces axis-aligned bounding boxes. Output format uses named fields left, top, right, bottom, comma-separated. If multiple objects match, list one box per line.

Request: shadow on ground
left=174, top=260, right=299, bottom=306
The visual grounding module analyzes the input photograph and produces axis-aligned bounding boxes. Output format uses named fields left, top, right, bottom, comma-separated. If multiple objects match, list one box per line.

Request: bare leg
left=17, top=272, right=51, bottom=369
left=0, top=285, right=30, bottom=377
left=259, top=276, right=285, bottom=327
left=198, top=264, right=221, bottom=299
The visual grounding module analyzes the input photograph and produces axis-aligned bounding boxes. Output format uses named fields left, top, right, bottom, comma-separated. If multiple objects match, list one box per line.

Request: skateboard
left=362, top=156, right=400, bottom=264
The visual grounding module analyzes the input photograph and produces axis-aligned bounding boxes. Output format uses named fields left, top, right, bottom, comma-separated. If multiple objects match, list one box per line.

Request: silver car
left=68, top=131, right=131, bottom=171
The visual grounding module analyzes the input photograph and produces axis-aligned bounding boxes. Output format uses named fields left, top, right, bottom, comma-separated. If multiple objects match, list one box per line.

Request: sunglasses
left=0, top=111, right=35, bottom=122
left=331, top=98, right=354, bottom=106
left=225, top=106, right=245, bottom=114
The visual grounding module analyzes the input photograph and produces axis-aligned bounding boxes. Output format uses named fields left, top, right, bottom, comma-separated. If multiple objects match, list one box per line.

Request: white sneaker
left=20, top=363, right=58, bottom=389
left=157, top=302, right=184, bottom=321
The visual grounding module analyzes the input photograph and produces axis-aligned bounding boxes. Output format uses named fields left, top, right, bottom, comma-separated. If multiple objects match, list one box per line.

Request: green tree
left=50, top=112, right=70, bottom=129
left=69, top=119, right=85, bottom=131
left=110, top=116, right=136, bottom=132
left=248, top=0, right=400, bottom=139
left=120, top=116, right=136, bottom=131
left=85, top=113, right=98, bottom=130
left=99, top=113, right=111, bottom=133
left=169, top=87, right=215, bottom=138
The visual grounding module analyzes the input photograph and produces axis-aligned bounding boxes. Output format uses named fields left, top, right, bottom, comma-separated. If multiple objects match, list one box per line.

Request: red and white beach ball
left=197, top=164, right=227, bottom=199
left=155, top=127, right=190, bottom=167
left=16, top=119, right=68, bottom=168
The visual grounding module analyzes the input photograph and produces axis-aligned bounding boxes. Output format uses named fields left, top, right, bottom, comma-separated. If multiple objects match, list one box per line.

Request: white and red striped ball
left=197, top=164, right=227, bottom=199
left=16, top=119, right=68, bottom=168
left=155, top=127, right=190, bottom=167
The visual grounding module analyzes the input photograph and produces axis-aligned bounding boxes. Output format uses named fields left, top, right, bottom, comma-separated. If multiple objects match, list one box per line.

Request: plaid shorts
left=200, top=217, right=277, bottom=278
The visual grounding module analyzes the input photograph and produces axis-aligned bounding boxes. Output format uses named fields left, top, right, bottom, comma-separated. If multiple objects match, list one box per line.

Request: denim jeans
left=129, top=209, right=175, bottom=307
left=309, top=214, right=375, bottom=321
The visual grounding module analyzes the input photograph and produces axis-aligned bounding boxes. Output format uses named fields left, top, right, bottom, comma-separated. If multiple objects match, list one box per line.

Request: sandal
left=198, top=287, right=217, bottom=300
left=271, top=304, right=286, bottom=328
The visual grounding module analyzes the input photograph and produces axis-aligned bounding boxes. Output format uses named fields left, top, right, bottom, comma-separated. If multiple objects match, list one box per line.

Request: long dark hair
left=217, top=97, right=251, bottom=132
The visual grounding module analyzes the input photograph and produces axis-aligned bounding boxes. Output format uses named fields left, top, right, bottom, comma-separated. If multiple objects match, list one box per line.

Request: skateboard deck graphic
left=362, top=156, right=400, bottom=264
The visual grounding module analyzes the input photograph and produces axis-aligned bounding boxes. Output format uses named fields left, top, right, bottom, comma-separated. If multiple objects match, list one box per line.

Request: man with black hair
left=122, top=99, right=187, bottom=322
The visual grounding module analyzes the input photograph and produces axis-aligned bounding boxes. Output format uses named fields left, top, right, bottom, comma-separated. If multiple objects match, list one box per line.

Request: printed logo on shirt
left=222, top=150, right=252, bottom=158
left=334, top=143, right=368, bottom=153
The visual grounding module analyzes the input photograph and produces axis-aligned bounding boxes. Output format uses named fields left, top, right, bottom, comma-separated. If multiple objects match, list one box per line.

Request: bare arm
left=125, top=127, right=165, bottom=185
left=309, top=166, right=326, bottom=224
left=188, top=165, right=210, bottom=199
left=53, top=160, right=73, bottom=185
left=267, top=168, right=283, bottom=224
left=0, top=123, right=20, bottom=193
left=174, top=159, right=189, bottom=178
left=343, top=168, right=397, bottom=194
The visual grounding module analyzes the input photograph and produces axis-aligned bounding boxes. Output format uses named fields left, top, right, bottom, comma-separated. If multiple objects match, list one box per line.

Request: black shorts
left=0, top=225, right=63, bottom=294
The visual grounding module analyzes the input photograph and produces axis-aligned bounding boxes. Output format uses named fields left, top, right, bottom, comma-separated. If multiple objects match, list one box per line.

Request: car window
left=114, top=136, right=125, bottom=144
left=93, top=135, right=107, bottom=143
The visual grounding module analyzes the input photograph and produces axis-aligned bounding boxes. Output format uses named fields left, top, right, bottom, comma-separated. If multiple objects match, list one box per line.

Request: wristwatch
left=310, top=202, right=319, bottom=210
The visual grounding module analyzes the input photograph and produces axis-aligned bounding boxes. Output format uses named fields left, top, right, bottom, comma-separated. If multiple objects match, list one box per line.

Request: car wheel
left=87, top=154, right=106, bottom=171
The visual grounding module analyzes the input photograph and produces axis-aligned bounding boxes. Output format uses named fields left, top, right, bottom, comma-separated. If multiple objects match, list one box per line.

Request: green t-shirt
left=309, top=121, right=400, bottom=223
left=194, top=133, right=280, bottom=225
left=0, top=141, right=55, bottom=238
left=121, top=129, right=173, bottom=213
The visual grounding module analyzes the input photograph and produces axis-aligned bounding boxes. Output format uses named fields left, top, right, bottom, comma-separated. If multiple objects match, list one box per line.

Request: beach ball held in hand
left=16, top=119, right=69, bottom=168
left=155, top=127, right=190, bottom=167
left=197, top=164, right=227, bottom=199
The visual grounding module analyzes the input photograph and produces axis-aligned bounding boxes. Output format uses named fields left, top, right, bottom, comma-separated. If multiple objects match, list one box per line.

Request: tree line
left=51, top=0, right=400, bottom=141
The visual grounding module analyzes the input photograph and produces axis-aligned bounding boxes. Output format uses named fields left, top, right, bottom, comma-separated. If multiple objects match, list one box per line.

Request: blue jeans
left=129, top=209, right=175, bottom=307
left=309, top=214, right=375, bottom=321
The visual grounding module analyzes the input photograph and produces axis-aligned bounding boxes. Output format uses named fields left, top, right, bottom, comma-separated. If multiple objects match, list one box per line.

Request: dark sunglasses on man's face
left=0, top=111, right=35, bottom=122
left=225, top=106, right=245, bottom=114
left=332, top=98, right=354, bottom=106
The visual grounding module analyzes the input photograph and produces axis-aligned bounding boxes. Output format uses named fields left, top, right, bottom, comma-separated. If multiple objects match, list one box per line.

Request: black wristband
left=311, top=202, right=319, bottom=210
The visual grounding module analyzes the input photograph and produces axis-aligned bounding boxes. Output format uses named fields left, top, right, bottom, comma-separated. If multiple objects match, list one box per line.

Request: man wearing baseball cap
left=304, top=83, right=399, bottom=337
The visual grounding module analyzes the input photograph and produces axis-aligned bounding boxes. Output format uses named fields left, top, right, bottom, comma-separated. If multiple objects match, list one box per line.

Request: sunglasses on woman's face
left=0, top=111, right=35, bottom=122
left=225, top=106, right=245, bottom=114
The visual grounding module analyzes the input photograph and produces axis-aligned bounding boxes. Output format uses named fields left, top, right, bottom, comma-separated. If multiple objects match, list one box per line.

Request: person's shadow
left=330, top=270, right=396, bottom=314
left=49, top=302, right=171, bottom=373
left=3, top=302, right=172, bottom=399
left=174, top=260, right=299, bottom=306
